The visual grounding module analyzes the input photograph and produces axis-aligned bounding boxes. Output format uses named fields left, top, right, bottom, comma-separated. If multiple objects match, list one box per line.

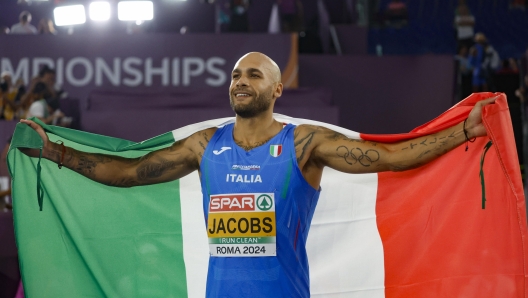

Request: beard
left=230, top=88, right=273, bottom=118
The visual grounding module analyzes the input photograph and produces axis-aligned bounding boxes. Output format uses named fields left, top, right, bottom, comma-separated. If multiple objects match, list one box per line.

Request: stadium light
left=89, top=2, right=111, bottom=21
left=118, top=1, right=153, bottom=21
left=54, top=5, right=87, bottom=26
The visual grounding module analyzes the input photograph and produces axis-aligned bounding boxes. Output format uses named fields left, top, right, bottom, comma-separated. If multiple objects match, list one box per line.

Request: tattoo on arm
left=74, top=154, right=113, bottom=177
left=199, top=141, right=206, bottom=151
left=294, top=132, right=314, bottom=163
left=136, top=157, right=178, bottom=180
left=336, top=146, right=380, bottom=167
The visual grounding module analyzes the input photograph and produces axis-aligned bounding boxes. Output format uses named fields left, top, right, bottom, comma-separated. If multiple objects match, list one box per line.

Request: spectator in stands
left=385, top=0, right=408, bottom=27
left=0, top=137, right=12, bottom=211
left=469, top=33, right=500, bottom=92
left=454, top=4, right=475, bottom=50
left=25, top=82, right=64, bottom=125
left=0, top=72, right=24, bottom=121
left=0, top=26, right=9, bottom=34
left=0, top=80, right=8, bottom=119
left=37, top=66, right=67, bottom=101
left=37, top=18, right=57, bottom=35
left=10, top=11, right=37, bottom=34
left=454, top=0, right=467, bottom=14
left=228, top=0, right=250, bottom=32
left=278, top=0, right=303, bottom=32
left=455, top=45, right=473, bottom=100
left=515, top=75, right=528, bottom=103
left=455, top=46, right=473, bottom=75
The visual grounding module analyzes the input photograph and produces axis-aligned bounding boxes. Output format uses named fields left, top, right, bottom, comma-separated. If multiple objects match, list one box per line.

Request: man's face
left=229, top=56, right=277, bottom=118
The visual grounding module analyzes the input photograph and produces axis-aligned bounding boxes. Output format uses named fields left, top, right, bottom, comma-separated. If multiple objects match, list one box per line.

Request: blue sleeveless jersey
left=200, top=123, right=320, bottom=298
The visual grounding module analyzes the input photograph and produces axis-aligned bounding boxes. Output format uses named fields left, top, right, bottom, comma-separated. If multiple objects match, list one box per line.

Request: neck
left=233, top=110, right=281, bottom=150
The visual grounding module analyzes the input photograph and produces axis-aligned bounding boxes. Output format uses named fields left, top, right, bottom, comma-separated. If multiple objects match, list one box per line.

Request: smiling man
left=21, top=52, right=496, bottom=297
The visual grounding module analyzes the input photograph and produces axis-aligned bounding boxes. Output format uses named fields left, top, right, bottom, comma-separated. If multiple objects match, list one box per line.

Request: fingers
left=20, top=119, right=37, bottom=126
left=478, top=96, right=498, bottom=107
left=19, top=119, right=49, bottom=142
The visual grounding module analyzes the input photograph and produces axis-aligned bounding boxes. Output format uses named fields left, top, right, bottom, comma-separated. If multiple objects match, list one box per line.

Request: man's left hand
left=465, top=96, right=497, bottom=139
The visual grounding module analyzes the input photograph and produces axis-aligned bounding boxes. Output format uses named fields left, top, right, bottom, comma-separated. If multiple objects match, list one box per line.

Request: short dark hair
left=32, top=82, right=48, bottom=95
left=39, top=65, right=56, bottom=77
left=20, top=11, right=31, bottom=22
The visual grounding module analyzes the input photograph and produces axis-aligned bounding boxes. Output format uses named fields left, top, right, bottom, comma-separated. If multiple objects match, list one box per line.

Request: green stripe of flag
left=9, top=119, right=189, bottom=297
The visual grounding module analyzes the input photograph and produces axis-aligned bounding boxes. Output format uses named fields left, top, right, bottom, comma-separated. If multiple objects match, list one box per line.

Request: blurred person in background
left=278, top=0, right=303, bottom=32
left=0, top=80, right=9, bottom=120
left=25, top=82, right=65, bottom=125
left=0, top=137, right=12, bottom=211
left=34, top=66, right=67, bottom=101
left=10, top=11, right=37, bottom=34
left=469, top=33, right=500, bottom=92
left=515, top=75, right=528, bottom=103
left=455, top=45, right=473, bottom=100
left=37, top=18, right=57, bottom=35
left=228, top=0, right=250, bottom=32
left=0, top=72, right=26, bottom=121
left=454, top=3, right=475, bottom=50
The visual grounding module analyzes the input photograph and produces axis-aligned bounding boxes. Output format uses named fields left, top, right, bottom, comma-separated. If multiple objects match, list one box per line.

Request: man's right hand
left=20, top=119, right=49, bottom=144
left=19, top=119, right=50, bottom=158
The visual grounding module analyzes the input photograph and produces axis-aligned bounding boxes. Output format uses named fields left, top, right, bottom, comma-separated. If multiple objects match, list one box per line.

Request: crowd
left=0, top=11, right=56, bottom=35
left=454, top=0, right=527, bottom=103
left=0, top=66, right=72, bottom=127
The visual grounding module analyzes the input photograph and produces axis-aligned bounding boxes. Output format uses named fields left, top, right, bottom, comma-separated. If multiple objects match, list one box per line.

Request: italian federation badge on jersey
left=269, top=145, right=282, bottom=157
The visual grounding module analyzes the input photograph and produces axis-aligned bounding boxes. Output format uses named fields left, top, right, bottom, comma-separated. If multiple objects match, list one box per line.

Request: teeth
left=236, top=94, right=250, bottom=97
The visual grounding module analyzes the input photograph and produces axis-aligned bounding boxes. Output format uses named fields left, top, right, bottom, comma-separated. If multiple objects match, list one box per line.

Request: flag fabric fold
left=8, top=92, right=528, bottom=297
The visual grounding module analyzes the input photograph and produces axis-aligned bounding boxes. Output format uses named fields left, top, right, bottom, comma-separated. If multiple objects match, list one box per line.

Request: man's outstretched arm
left=297, top=97, right=496, bottom=175
left=19, top=119, right=211, bottom=187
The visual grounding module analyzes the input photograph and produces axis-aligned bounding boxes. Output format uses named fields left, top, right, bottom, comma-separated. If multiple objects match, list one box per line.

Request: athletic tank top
left=200, top=123, right=320, bottom=298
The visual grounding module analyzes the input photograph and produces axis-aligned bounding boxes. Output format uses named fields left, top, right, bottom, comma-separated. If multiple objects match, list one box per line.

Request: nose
left=235, top=75, right=249, bottom=87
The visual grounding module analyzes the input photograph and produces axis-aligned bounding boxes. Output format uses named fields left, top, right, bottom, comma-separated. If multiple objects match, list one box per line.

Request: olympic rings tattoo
left=336, top=146, right=380, bottom=167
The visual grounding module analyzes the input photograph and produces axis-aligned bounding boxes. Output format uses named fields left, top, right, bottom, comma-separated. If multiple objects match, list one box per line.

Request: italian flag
left=9, top=93, right=528, bottom=297
left=270, top=144, right=282, bottom=157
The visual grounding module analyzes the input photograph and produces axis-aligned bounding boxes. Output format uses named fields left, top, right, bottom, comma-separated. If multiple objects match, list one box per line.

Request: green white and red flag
left=8, top=93, right=528, bottom=297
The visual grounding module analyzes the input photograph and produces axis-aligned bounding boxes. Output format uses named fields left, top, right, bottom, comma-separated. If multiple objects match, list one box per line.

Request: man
left=10, top=11, right=37, bottom=34
left=21, top=52, right=495, bottom=297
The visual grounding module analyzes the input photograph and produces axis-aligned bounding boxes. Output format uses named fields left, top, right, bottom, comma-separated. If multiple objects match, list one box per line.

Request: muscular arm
left=21, top=119, right=216, bottom=187
left=298, top=122, right=466, bottom=174
left=44, top=139, right=197, bottom=187
left=295, top=97, right=496, bottom=188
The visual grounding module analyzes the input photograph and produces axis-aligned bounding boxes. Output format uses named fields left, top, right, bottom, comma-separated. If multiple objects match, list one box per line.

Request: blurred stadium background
left=0, top=0, right=527, bottom=297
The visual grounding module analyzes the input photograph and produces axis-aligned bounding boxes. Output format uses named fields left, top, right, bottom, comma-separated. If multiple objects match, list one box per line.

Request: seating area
left=369, top=0, right=528, bottom=58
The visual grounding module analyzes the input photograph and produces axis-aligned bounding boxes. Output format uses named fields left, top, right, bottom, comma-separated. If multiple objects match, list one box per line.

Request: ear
left=273, top=82, right=283, bottom=99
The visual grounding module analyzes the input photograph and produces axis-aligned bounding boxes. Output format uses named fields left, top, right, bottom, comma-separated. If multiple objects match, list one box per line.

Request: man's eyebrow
left=231, top=68, right=264, bottom=74
left=247, top=68, right=264, bottom=74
